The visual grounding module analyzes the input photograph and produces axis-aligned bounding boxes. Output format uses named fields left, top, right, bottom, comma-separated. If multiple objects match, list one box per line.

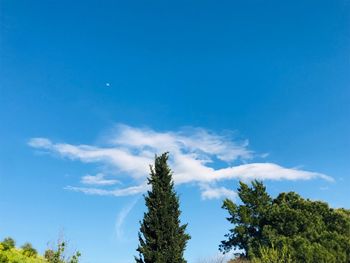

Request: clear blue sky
left=1, top=0, right=349, bottom=262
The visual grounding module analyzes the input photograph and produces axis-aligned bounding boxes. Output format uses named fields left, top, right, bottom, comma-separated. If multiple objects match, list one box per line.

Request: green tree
left=21, top=243, right=37, bottom=257
left=220, top=181, right=272, bottom=257
left=1, top=238, right=15, bottom=251
left=0, top=238, right=46, bottom=263
left=136, top=153, right=190, bottom=263
left=220, top=180, right=350, bottom=263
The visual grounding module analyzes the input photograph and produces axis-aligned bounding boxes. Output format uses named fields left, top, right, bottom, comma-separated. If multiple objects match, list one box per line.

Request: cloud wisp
left=115, top=198, right=139, bottom=241
left=200, top=185, right=237, bottom=200
left=81, top=173, right=119, bottom=186
left=28, top=124, right=333, bottom=199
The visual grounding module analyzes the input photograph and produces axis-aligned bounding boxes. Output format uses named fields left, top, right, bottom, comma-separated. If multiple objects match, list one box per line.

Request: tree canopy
left=221, top=180, right=350, bottom=263
left=0, top=237, right=45, bottom=263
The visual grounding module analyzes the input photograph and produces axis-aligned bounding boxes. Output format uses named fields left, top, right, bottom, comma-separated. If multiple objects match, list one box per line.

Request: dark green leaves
left=221, top=181, right=350, bottom=262
left=136, top=153, right=190, bottom=263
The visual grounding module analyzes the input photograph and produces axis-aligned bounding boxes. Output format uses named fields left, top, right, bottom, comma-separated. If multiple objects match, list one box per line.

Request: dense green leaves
left=21, top=243, right=38, bottom=258
left=221, top=181, right=350, bottom=263
left=252, top=243, right=293, bottom=263
left=1, top=238, right=15, bottom=251
left=136, top=153, right=190, bottom=263
left=0, top=238, right=46, bottom=263
left=220, top=181, right=272, bottom=256
left=0, top=238, right=80, bottom=263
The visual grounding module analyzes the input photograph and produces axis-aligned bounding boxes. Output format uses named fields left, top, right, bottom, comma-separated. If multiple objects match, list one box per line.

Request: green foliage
left=220, top=181, right=272, bottom=256
left=252, top=244, right=293, bottom=263
left=0, top=249, right=46, bottom=263
left=136, top=153, right=190, bottom=263
left=1, top=238, right=15, bottom=251
left=221, top=180, right=350, bottom=263
left=21, top=243, right=38, bottom=257
left=0, top=238, right=45, bottom=263
left=0, top=237, right=80, bottom=263
left=44, top=241, right=81, bottom=263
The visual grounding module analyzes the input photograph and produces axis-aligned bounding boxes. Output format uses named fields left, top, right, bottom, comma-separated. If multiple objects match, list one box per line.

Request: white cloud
left=29, top=124, right=333, bottom=199
left=110, top=125, right=252, bottom=162
left=28, top=138, right=52, bottom=148
left=81, top=173, right=119, bottom=186
left=201, top=185, right=237, bottom=200
left=64, top=184, right=149, bottom=197
left=214, top=163, right=333, bottom=182
left=28, top=137, right=153, bottom=179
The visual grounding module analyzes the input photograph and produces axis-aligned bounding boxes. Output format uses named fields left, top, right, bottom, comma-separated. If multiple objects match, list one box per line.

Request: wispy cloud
left=115, top=199, right=139, bottom=241
left=64, top=184, right=149, bottom=197
left=200, top=185, right=237, bottom=200
left=29, top=124, right=333, bottom=199
left=81, top=173, right=119, bottom=186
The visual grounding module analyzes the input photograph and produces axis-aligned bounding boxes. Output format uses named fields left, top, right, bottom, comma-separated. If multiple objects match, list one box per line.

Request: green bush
left=0, top=247, right=46, bottom=263
left=1, top=238, right=15, bottom=251
left=0, top=237, right=80, bottom=263
left=252, top=244, right=292, bottom=263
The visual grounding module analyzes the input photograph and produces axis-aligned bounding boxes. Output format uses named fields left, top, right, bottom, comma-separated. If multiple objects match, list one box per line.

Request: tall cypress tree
left=136, top=152, right=190, bottom=263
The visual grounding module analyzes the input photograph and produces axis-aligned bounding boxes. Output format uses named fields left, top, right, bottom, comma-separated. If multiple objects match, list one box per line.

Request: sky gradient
left=1, top=1, right=350, bottom=263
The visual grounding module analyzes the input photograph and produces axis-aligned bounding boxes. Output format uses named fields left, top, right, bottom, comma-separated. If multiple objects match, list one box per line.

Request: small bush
left=252, top=244, right=293, bottom=263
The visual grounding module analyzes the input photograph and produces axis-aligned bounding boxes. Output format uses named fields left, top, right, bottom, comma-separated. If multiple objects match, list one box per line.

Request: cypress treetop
left=136, top=152, right=190, bottom=263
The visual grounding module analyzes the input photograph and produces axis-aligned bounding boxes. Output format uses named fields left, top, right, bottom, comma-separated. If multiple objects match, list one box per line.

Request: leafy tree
left=136, top=153, right=190, bottom=263
left=0, top=238, right=46, bottom=263
left=220, top=181, right=272, bottom=257
left=1, top=238, right=15, bottom=251
left=0, top=237, right=80, bottom=263
left=220, top=180, right=350, bottom=263
left=21, top=243, right=37, bottom=257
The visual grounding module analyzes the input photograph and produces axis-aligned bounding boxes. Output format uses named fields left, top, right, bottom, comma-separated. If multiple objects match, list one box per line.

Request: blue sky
left=1, top=0, right=350, bottom=262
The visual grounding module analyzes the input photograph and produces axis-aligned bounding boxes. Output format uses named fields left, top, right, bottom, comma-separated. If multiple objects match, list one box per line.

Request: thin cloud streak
left=81, top=173, right=119, bottom=186
left=115, top=198, right=139, bottom=241
left=29, top=124, right=333, bottom=199
left=201, top=185, right=237, bottom=200
left=65, top=184, right=149, bottom=197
